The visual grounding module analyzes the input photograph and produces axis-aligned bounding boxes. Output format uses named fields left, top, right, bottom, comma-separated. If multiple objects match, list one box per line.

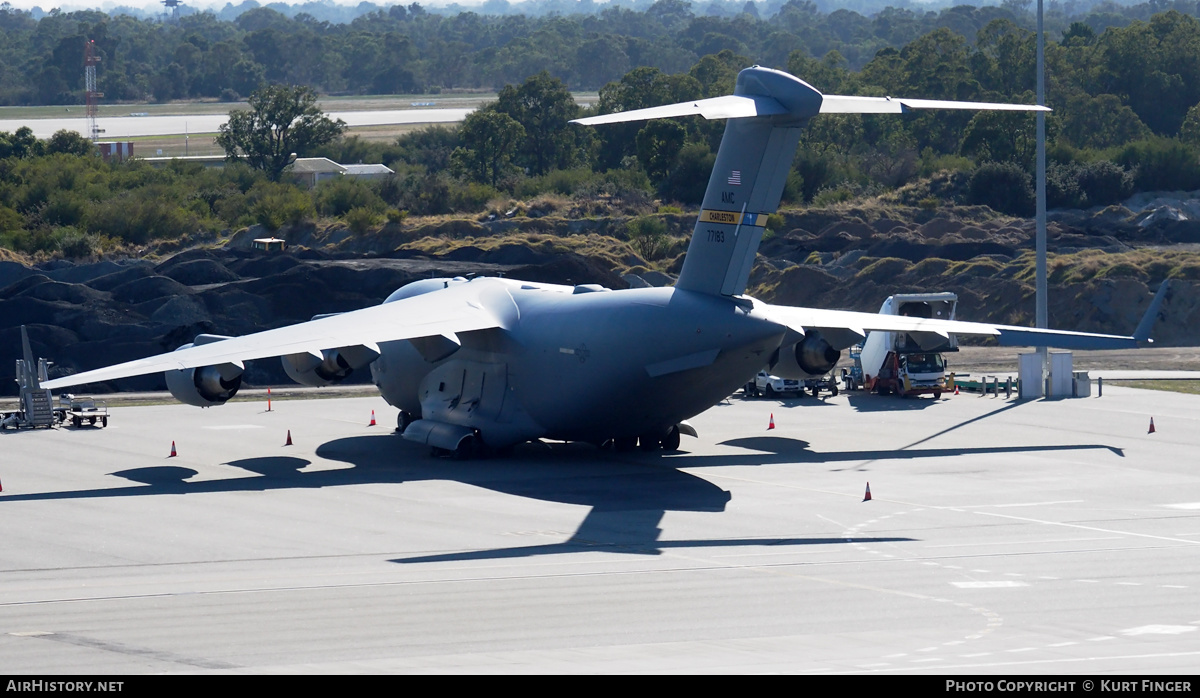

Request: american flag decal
left=727, top=170, right=742, bottom=185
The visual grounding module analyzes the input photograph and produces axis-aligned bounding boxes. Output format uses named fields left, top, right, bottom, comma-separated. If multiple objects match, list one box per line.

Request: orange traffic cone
left=169, top=441, right=177, bottom=458
left=267, top=387, right=272, bottom=412
left=863, top=482, right=872, bottom=502
left=285, top=430, right=293, bottom=446
left=1148, top=418, right=1156, bottom=434
left=369, top=410, right=377, bottom=427
left=767, top=413, right=775, bottom=430
left=954, top=385, right=959, bottom=395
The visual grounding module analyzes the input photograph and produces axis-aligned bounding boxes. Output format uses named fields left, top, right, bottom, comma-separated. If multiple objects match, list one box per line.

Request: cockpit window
left=904, top=353, right=945, bottom=373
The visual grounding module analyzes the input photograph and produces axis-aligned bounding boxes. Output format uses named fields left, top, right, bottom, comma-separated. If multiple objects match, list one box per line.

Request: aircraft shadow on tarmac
left=0, top=406, right=1123, bottom=562
left=0, top=436, right=914, bottom=562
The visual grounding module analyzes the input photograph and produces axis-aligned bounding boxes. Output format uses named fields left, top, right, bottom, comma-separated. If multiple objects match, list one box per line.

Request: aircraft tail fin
left=573, top=67, right=1048, bottom=298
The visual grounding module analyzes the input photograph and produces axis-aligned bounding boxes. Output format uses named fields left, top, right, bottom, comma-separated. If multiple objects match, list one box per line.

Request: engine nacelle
left=769, top=331, right=842, bottom=379
left=164, top=335, right=244, bottom=407
left=282, top=344, right=381, bottom=387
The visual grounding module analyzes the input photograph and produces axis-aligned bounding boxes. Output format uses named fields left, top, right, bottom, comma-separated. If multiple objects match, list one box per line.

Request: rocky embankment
left=0, top=242, right=625, bottom=394
left=743, top=197, right=1200, bottom=346
left=3, top=192, right=1200, bottom=395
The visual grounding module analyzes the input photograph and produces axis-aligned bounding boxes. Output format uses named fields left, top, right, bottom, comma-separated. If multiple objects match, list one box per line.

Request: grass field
left=1109, top=380, right=1200, bottom=395
left=128, top=122, right=436, bottom=158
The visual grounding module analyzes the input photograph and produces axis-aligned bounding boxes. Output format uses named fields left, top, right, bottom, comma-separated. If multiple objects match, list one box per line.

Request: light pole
left=1036, top=0, right=1048, bottom=383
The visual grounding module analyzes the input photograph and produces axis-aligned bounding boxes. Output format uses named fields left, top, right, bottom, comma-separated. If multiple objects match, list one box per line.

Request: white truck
left=856, top=292, right=957, bottom=399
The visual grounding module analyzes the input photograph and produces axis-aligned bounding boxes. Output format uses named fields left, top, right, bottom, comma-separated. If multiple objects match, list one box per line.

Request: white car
left=745, top=371, right=802, bottom=398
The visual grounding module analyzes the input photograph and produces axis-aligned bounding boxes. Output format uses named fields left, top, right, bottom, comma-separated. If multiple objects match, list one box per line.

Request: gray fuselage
left=370, top=277, right=786, bottom=447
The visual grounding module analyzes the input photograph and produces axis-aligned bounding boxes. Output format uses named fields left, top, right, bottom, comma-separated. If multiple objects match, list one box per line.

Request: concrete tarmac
left=1, top=386, right=1198, bottom=674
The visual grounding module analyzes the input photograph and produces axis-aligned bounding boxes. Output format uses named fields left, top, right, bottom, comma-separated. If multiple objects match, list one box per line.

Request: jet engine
left=163, top=335, right=243, bottom=407
left=769, top=331, right=841, bottom=379
left=282, top=345, right=380, bottom=387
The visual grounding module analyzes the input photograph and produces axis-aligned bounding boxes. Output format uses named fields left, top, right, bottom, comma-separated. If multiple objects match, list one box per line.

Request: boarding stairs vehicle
left=0, top=326, right=62, bottom=430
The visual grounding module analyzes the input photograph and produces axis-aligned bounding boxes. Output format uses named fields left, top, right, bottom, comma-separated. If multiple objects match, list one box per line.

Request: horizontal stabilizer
left=572, top=95, right=787, bottom=125
left=819, top=95, right=1050, bottom=114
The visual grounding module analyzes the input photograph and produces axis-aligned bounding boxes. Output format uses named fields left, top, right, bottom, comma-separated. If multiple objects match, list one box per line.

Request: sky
left=2, top=0, right=490, bottom=9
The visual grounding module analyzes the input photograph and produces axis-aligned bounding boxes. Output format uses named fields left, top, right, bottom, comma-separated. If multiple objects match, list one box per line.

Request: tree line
left=6, top=4, right=1200, bottom=260
left=3, top=0, right=1200, bottom=104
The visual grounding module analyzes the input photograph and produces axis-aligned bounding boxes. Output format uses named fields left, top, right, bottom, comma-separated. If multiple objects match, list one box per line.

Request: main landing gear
left=609, top=424, right=682, bottom=453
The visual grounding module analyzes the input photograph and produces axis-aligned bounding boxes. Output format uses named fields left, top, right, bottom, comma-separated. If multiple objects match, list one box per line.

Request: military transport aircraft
left=41, top=67, right=1164, bottom=458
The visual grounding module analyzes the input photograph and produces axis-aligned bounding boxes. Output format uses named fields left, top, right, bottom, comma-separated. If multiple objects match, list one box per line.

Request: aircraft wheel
left=661, top=426, right=681, bottom=451
left=764, top=385, right=775, bottom=398
left=638, top=433, right=661, bottom=451
left=452, top=435, right=478, bottom=460
left=830, top=384, right=839, bottom=397
left=933, top=391, right=942, bottom=399
left=396, top=410, right=414, bottom=433
left=810, top=385, right=820, bottom=397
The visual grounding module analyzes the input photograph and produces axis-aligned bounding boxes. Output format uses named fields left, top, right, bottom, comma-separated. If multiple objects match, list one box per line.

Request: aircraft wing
left=40, top=282, right=504, bottom=390
left=758, top=302, right=1151, bottom=351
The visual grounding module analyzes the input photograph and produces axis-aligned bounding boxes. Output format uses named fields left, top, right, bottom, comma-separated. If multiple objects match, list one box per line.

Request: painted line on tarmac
left=973, top=509, right=1200, bottom=546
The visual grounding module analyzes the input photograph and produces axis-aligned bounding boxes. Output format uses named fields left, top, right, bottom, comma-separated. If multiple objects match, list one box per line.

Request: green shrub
left=812, top=185, right=854, bottom=207
left=246, top=182, right=314, bottom=232
left=86, top=192, right=197, bottom=244
left=314, top=177, right=385, bottom=217
left=1048, top=160, right=1134, bottom=208
left=968, top=161, right=1034, bottom=216
left=626, top=216, right=670, bottom=261
left=344, top=206, right=382, bottom=234
left=448, top=182, right=501, bottom=213
left=1077, top=160, right=1135, bottom=205
left=515, top=168, right=598, bottom=198
left=1116, top=138, right=1200, bottom=192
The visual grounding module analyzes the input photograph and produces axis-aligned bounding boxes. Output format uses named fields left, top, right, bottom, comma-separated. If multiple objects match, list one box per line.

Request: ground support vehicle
left=802, top=375, right=839, bottom=397
left=63, top=395, right=108, bottom=428
left=858, top=293, right=958, bottom=399
left=0, top=327, right=61, bottom=430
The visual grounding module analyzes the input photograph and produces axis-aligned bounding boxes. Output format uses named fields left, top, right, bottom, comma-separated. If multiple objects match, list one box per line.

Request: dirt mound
left=85, top=263, right=157, bottom=292
left=158, top=259, right=242, bottom=286
left=0, top=239, right=630, bottom=395
left=110, top=275, right=193, bottom=304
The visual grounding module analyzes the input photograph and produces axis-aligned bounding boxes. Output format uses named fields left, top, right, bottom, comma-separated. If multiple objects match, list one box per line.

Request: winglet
left=1134, top=280, right=1170, bottom=343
